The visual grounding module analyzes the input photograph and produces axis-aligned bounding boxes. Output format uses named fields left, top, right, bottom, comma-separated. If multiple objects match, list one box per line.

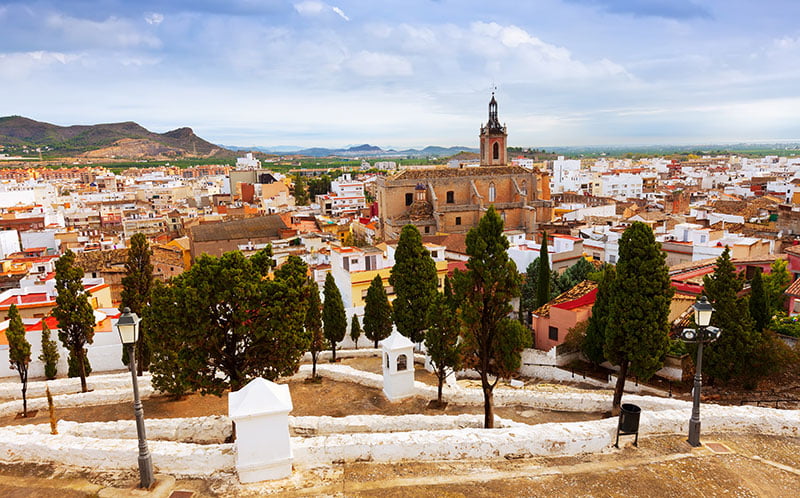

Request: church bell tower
left=479, top=93, right=508, bottom=166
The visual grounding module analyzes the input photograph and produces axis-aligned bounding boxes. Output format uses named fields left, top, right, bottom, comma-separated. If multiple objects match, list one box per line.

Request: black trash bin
left=615, top=403, right=641, bottom=447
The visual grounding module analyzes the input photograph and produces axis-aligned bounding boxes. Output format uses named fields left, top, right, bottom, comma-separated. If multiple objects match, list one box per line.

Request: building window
left=342, top=257, right=350, bottom=271
left=493, top=142, right=500, bottom=160
left=365, top=255, right=376, bottom=271
left=548, top=326, right=559, bottom=341
left=397, top=354, right=408, bottom=371
left=489, top=182, right=496, bottom=202
left=455, top=216, right=461, bottom=226
left=424, top=226, right=430, bottom=234
left=446, top=191, right=454, bottom=203
left=405, top=193, right=413, bottom=206
left=521, top=180, right=528, bottom=196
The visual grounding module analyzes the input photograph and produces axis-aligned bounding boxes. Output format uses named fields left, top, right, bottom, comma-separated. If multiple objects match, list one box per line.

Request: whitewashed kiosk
left=382, top=330, right=415, bottom=401
left=228, top=378, right=293, bottom=482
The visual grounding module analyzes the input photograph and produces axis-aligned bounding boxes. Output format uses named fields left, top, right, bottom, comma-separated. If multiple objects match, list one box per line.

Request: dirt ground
left=0, top=358, right=602, bottom=427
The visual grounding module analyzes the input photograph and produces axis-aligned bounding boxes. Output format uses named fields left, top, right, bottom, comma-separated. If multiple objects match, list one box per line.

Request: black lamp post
left=679, top=296, right=721, bottom=447
left=116, top=307, right=155, bottom=489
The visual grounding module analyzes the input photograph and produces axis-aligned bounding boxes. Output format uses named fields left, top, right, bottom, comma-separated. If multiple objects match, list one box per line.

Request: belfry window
left=489, top=182, right=496, bottom=202
left=493, top=142, right=500, bottom=160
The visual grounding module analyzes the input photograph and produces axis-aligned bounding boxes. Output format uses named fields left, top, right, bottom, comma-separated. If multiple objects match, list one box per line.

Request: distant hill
left=0, top=116, right=233, bottom=158
left=235, top=143, right=478, bottom=158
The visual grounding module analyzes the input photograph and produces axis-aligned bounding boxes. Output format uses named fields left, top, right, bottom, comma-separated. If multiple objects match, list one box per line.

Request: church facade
left=377, top=95, right=552, bottom=240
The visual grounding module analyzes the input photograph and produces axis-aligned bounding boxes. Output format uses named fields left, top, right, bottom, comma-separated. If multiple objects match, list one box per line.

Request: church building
left=377, top=95, right=552, bottom=240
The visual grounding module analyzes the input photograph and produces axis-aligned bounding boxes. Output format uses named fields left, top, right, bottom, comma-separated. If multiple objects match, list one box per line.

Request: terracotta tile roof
left=190, top=215, right=288, bottom=243
left=785, top=277, right=800, bottom=297
left=532, top=280, right=598, bottom=318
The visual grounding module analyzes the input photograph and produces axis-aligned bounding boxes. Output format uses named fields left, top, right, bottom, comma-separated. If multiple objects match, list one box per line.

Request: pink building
left=531, top=281, right=597, bottom=351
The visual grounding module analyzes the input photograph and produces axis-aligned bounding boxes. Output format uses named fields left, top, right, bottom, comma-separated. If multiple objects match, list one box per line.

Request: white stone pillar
left=228, top=378, right=293, bottom=482
left=382, top=330, right=416, bottom=401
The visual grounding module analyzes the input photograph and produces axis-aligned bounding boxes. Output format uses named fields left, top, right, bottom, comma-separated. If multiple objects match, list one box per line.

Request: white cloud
left=294, top=1, right=349, bottom=21
left=332, top=7, right=350, bottom=22
left=345, top=51, right=413, bottom=77
left=0, top=51, right=82, bottom=79
left=45, top=14, right=161, bottom=49
left=145, top=12, right=164, bottom=26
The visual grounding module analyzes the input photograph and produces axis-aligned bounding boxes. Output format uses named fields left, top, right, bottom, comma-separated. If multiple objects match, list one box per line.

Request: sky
left=2, top=0, right=800, bottom=149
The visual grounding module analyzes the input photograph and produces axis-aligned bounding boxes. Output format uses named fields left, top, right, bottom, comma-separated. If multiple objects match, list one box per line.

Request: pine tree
left=562, top=257, right=594, bottom=289
left=305, top=280, right=325, bottom=379
left=147, top=248, right=309, bottom=395
left=293, top=175, right=309, bottom=206
left=583, top=265, right=616, bottom=365
left=535, top=232, right=551, bottom=308
left=749, top=269, right=770, bottom=332
left=520, top=257, right=540, bottom=325
left=53, top=249, right=95, bottom=393
left=389, top=224, right=439, bottom=345
left=455, top=206, right=531, bottom=428
left=6, top=304, right=31, bottom=416
left=363, top=274, right=393, bottom=348
left=38, top=318, right=59, bottom=380
left=350, top=315, right=362, bottom=349
left=322, top=273, right=347, bottom=362
left=425, top=277, right=462, bottom=405
left=701, top=247, right=758, bottom=384
left=120, top=233, right=153, bottom=375
left=604, top=222, right=673, bottom=414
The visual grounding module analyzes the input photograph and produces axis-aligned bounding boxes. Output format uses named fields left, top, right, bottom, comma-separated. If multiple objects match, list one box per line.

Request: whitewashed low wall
left=0, top=372, right=144, bottom=401
left=302, top=348, right=382, bottom=363
left=0, top=384, right=154, bottom=418
left=0, top=427, right=234, bottom=477
left=290, top=414, right=525, bottom=436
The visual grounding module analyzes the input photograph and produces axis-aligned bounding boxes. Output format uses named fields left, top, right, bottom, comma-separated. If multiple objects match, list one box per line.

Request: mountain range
left=224, top=143, right=478, bottom=158
left=0, top=116, right=232, bottom=159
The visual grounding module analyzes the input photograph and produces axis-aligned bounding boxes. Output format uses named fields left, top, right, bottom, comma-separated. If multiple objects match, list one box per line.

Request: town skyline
left=3, top=1, right=800, bottom=148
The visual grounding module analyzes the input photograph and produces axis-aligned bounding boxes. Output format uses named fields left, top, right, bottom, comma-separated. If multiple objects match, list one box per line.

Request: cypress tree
left=583, top=265, right=616, bottom=365
left=305, top=280, right=325, bottom=379
left=120, top=233, right=153, bottom=375
left=322, top=273, right=347, bottom=362
left=749, top=269, right=770, bottom=332
left=389, top=225, right=439, bottom=345
left=53, top=249, right=95, bottom=393
left=363, top=274, right=393, bottom=348
left=763, top=258, right=791, bottom=316
left=7, top=304, right=31, bottom=416
left=701, top=247, right=758, bottom=383
left=38, top=318, right=59, bottom=380
left=604, top=222, right=673, bottom=414
left=535, top=232, right=551, bottom=308
left=350, top=315, right=362, bottom=349
left=425, top=277, right=462, bottom=405
left=456, top=206, right=530, bottom=428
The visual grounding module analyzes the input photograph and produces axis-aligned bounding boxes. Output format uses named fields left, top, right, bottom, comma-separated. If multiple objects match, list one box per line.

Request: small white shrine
left=228, top=378, right=293, bottom=483
left=382, top=330, right=415, bottom=401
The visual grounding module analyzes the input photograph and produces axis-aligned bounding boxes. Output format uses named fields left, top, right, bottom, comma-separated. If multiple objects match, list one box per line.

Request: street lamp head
left=681, top=328, right=697, bottom=341
left=693, top=296, right=714, bottom=327
left=705, top=326, right=721, bottom=341
left=116, top=307, right=140, bottom=345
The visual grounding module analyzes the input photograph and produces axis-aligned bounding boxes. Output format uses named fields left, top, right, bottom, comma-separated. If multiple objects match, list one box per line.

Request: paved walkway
left=2, top=433, right=798, bottom=497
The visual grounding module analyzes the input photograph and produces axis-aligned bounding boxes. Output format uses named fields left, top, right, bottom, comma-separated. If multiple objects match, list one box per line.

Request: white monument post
left=382, top=330, right=415, bottom=401
left=228, top=378, right=293, bottom=483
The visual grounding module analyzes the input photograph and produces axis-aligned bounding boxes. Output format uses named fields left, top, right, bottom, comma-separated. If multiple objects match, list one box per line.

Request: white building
left=236, top=153, right=261, bottom=170
left=599, top=173, right=643, bottom=199
left=316, top=174, right=367, bottom=216
left=551, top=156, right=582, bottom=193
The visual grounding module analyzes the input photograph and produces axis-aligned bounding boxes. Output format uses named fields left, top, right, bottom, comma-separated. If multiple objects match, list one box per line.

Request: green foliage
left=350, top=315, right=362, bottom=349
left=53, top=249, right=95, bottom=392
left=249, top=245, right=276, bottom=276
left=604, top=222, right=673, bottom=410
left=363, top=274, right=393, bottom=348
left=292, top=175, right=310, bottom=206
left=425, top=277, right=462, bottom=404
left=764, top=258, right=791, bottom=315
left=322, top=272, right=347, bottom=361
left=749, top=269, right=770, bottom=332
left=308, top=175, right=332, bottom=198
left=305, top=281, right=326, bottom=377
left=455, top=206, right=530, bottom=428
left=561, top=257, right=594, bottom=290
left=562, top=320, right=589, bottom=354
left=146, top=250, right=309, bottom=396
left=38, top=319, right=59, bottom=380
left=389, top=224, right=439, bottom=345
left=519, top=257, right=540, bottom=323
left=701, top=247, right=759, bottom=383
left=535, top=232, right=551, bottom=308
left=67, top=350, right=92, bottom=378
left=768, top=311, right=800, bottom=338
left=583, top=266, right=616, bottom=365
left=121, top=233, right=153, bottom=373
left=6, top=304, right=31, bottom=415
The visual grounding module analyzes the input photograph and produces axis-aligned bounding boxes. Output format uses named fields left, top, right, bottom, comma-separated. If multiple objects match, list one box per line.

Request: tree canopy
left=604, top=222, right=673, bottom=413
left=53, top=249, right=96, bottom=393
left=120, top=233, right=154, bottom=374
left=535, top=232, right=551, bottom=308
left=146, top=247, right=309, bottom=395
left=425, top=277, right=462, bottom=405
left=322, top=272, right=347, bottom=361
left=455, top=206, right=530, bottom=428
left=363, top=274, right=393, bottom=348
left=583, top=265, right=616, bottom=365
left=305, top=280, right=325, bottom=378
left=389, top=224, right=439, bottom=345
left=7, top=304, right=31, bottom=416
